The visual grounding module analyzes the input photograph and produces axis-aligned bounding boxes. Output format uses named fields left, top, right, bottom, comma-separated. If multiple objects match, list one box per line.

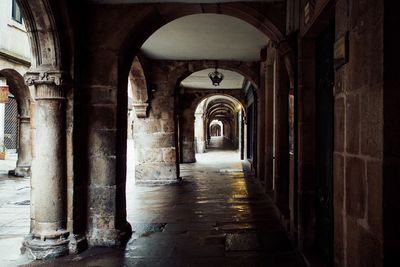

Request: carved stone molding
left=133, top=103, right=149, bottom=118
left=19, top=116, right=30, bottom=123
left=24, top=70, right=67, bottom=100
left=25, top=70, right=66, bottom=86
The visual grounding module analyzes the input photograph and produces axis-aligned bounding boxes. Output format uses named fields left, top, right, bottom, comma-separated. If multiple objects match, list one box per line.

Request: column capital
left=133, top=103, right=149, bottom=118
left=25, top=70, right=68, bottom=87
left=24, top=70, right=68, bottom=100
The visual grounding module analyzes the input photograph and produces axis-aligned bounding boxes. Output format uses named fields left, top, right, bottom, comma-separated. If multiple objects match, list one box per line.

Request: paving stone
left=225, top=232, right=261, bottom=251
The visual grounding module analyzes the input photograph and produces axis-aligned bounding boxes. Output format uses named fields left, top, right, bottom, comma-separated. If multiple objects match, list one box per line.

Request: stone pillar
left=195, top=113, right=205, bottom=153
left=274, top=54, right=290, bottom=216
left=180, top=113, right=196, bottom=163
left=264, top=58, right=275, bottom=194
left=22, top=70, right=69, bottom=259
left=134, top=80, right=178, bottom=185
left=257, top=60, right=267, bottom=184
left=0, top=79, right=6, bottom=156
left=14, top=116, right=31, bottom=176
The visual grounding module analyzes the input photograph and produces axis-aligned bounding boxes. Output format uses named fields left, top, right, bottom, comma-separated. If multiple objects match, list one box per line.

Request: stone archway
left=182, top=92, right=245, bottom=163
left=0, top=69, right=32, bottom=177
left=81, top=2, right=292, bottom=250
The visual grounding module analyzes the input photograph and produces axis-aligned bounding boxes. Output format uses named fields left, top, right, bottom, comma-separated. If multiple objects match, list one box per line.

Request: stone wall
left=334, top=0, right=384, bottom=266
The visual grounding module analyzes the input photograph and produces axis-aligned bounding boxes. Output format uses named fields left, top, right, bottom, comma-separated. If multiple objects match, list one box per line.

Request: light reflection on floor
left=2, top=137, right=304, bottom=266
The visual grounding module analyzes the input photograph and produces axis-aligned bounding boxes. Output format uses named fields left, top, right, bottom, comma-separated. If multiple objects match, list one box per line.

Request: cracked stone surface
left=2, top=138, right=304, bottom=266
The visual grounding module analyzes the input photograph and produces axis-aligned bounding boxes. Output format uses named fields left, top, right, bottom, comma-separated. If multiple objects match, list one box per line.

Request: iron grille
left=4, top=97, right=19, bottom=152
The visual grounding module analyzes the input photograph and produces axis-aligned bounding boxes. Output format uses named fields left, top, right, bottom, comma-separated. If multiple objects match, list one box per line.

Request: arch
left=0, top=69, right=33, bottom=177
left=210, top=122, right=222, bottom=137
left=195, top=94, right=245, bottom=118
left=17, top=0, right=74, bottom=74
left=128, top=56, right=150, bottom=118
left=17, top=0, right=59, bottom=68
left=192, top=93, right=244, bottom=156
left=118, top=2, right=290, bottom=85
left=0, top=69, right=32, bottom=117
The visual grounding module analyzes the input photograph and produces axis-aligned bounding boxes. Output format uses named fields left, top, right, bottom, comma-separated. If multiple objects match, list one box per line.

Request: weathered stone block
left=134, top=120, right=162, bottom=134
left=80, top=49, right=118, bottom=86
left=346, top=218, right=360, bottom=267
left=160, top=119, right=175, bottom=133
left=334, top=67, right=346, bottom=96
left=86, top=86, right=117, bottom=105
left=181, top=144, right=196, bottom=163
left=335, top=0, right=349, bottom=37
left=88, top=105, right=117, bottom=130
left=135, top=148, right=163, bottom=163
left=88, top=129, right=117, bottom=156
left=162, top=148, right=176, bottom=163
left=334, top=97, right=345, bottom=152
left=334, top=208, right=344, bottom=267
left=135, top=163, right=177, bottom=184
left=134, top=133, right=175, bottom=149
left=346, top=94, right=360, bottom=154
left=360, top=88, right=383, bottom=157
left=333, top=153, right=344, bottom=210
left=88, top=186, right=116, bottom=215
left=345, top=156, right=366, bottom=218
left=349, top=7, right=383, bottom=92
left=88, top=156, right=117, bottom=186
left=367, top=160, right=382, bottom=237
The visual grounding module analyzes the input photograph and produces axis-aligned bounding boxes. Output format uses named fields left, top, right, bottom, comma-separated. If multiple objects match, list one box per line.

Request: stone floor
left=0, top=154, right=31, bottom=267
left=1, top=138, right=305, bottom=266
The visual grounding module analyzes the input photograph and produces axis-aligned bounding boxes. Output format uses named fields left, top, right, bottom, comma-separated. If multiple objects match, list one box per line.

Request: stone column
left=264, top=60, right=275, bottom=194
left=256, top=60, right=267, bottom=184
left=0, top=79, right=6, bottom=156
left=180, top=114, right=196, bottom=163
left=273, top=54, right=290, bottom=216
left=22, top=71, right=69, bottom=259
left=195, top=113, right=205, bottom=153
left=14, top=116, right=31, bottom=176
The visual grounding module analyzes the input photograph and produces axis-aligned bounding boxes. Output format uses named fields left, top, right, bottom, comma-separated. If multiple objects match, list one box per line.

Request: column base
left=196, top=141, right=205, bottom=153
left=21, top=233, right=69, bottom=260
left=135, top=163, right=178, bottom=185
left=135, top=178, right=181, bottom=186
left=9, top=166, right=30, bottom=177
left=86, top=222, right=132, bottom=247
left=68, top=234, right=87, bottom=254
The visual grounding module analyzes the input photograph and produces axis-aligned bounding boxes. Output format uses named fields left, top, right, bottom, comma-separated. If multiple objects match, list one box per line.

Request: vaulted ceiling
left=141, top=14, right=268, bottom=61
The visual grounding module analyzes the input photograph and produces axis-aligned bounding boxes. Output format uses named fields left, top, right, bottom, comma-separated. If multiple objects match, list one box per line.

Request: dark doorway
left=315, top=22, right=334, bottom=264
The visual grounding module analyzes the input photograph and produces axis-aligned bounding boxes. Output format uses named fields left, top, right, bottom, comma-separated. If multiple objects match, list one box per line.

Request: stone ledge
left=86, top=222, right=132, bottom=248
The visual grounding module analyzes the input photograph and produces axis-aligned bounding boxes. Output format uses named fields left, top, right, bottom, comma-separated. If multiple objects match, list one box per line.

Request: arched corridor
left=0, top=1, right=399, bottom=267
